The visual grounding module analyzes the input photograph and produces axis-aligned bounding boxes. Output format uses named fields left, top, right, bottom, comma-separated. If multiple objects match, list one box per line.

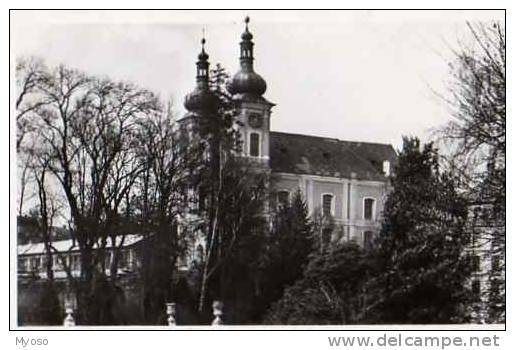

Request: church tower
left=227, top=17, right=274, bottom=165
left=183, top=37, right=218, bottom=120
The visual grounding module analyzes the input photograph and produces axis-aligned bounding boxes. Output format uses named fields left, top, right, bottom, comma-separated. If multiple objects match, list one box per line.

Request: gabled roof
left=269, top=131, right=397, bottom=181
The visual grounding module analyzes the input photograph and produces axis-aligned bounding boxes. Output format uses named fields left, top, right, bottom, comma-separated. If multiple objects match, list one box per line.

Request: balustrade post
left=211, top=300, right=223, bottom=325
left=166, top=302, right=177, bottom=326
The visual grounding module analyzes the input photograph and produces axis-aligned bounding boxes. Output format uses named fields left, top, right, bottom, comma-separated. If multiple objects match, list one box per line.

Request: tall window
left=277, top=190, right=290, bottom=208
left=472, top=255, right=481, bottom=272
left=18, top=257, right=28, bottom=271
left=383, top=160, right=391, bottom=176
left=364, top=198, right=375, bottom=220
left=53, top=255, right=61, bottom=270
left=71, top=254, right=80, bottom=271
left=30, top=256, right=40, bottom=271
left=322, top=194, right=333, bottom=217
left=196, top=244, right=204, bottom=262
left=250, top=133, right=260, bottom=157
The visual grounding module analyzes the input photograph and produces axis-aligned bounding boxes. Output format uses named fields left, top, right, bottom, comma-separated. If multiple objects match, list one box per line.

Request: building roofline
left=270, top=130, right=397, bottom=150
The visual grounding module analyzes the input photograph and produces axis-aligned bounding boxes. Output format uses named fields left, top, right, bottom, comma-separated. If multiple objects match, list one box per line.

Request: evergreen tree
left=256, top=191, right=314, bottom=320
left=370, top=137, right=471, bottom=324
left=264, top=242, right=373, bottom=325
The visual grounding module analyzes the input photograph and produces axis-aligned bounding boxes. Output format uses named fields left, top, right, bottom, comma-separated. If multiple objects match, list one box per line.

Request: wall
left=271, top=172, right=390, bottom=246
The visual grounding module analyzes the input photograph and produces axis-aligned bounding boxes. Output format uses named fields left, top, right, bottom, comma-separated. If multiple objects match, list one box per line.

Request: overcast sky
left=11, top=10, right=504, bottom=149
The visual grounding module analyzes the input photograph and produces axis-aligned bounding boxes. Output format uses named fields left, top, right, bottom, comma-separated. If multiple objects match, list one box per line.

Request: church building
left=181, top=17, right=397, bottom=247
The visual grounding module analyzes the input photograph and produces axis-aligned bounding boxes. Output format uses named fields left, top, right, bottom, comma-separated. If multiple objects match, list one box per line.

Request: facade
left=17, top=234, right=141, bottom=280
left=468, top=203, right=505, bottom=323
left=17, top=17, right=396, bottom=284
left=181, top=17, right=397, bottom=247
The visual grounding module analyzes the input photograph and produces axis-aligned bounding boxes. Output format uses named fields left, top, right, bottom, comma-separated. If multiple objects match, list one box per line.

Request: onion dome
left=241, top=20, right=253, bottom=41
left=184, top=85, right=218, bottom=112
left=184, top=38, right=218, bottom=113
left=227, top=16, right=267, bottom=97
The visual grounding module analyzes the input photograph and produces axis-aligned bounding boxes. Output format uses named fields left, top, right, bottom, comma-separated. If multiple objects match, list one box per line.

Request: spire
left=227, top=16, right=267, bottom=97
left=196, top=34, right=209, bottom=85
left=184, top=35, right=217, bottom=114
left=239, top=16, right=255, bottom=72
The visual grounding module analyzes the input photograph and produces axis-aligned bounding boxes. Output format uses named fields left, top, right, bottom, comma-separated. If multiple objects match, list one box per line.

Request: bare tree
left=15, top=57, right=49, bottom=151
left=17, top=59, right=161, bottom=324
left=17, top=151, right=34, bottom=216
left=440, top=21, right=505, bottom=323
left=16, top=57, right=49, bottom=215
left=132, top=101, right=198, bottom=323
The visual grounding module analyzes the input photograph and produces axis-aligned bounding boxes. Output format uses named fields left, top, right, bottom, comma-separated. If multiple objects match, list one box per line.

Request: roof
left=17, top=234, right=144, bottom=256
left=269, top=131, right=397, bottom=181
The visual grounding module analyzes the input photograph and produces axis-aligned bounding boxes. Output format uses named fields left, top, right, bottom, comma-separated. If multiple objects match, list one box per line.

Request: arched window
left=363, top=198, right=376, bottom=220
left=250, top=132, right=260, bottom=157
left=322, top=194, right=333, bottom=217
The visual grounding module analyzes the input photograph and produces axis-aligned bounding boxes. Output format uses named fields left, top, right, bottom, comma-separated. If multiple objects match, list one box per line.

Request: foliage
left=442, top=22, right=505, bottom=323
left=254, top=191, right=314, bottom=320
left=264, top=242, right=374, bottom=325
left=368, top=137, right=471, bottom=324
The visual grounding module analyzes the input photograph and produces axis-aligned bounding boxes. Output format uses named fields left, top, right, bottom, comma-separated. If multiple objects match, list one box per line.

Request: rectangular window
left=472, top=255, right=481, bottom=272
left=40, top=256, right=47, bottom=269
left=53, top=255, right=59, bottom=269
left=383, top=160, right=391, bottom=176
left=322, top=194, right=333, bottom=217
left=18, top=257, right=27, bottom=271
left=250, top=133, right=260, bottom=157
left=364, top=198, right=375, bottom=220
left=71, top=254, right=80, bottom=271
left=30, top=256, right=41, bottom=271
left=277, top=191, right=290, bottom=208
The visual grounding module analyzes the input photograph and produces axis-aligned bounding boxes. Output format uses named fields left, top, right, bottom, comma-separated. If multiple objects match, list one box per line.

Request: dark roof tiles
left=270, top=131, right=397, bottom=181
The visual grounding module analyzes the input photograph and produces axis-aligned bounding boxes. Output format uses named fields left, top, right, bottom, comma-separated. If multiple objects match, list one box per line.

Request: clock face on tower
left=248, top=113, right=263, bottom=128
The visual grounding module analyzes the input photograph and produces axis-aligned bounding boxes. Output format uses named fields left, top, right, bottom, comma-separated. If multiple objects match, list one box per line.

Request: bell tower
left=227, top=17, right=274, bottom=165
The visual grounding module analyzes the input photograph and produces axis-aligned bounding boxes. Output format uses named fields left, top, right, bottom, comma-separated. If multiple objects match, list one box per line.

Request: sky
left=11, top=10, right=504, bottom=150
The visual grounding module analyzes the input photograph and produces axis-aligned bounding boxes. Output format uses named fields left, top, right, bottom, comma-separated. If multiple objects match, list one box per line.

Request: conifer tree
left=264, top=241, right=373, bottom=325
left=256, top=190, right=314, bottom=320
left=370, top=137, right=471, bottom=324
